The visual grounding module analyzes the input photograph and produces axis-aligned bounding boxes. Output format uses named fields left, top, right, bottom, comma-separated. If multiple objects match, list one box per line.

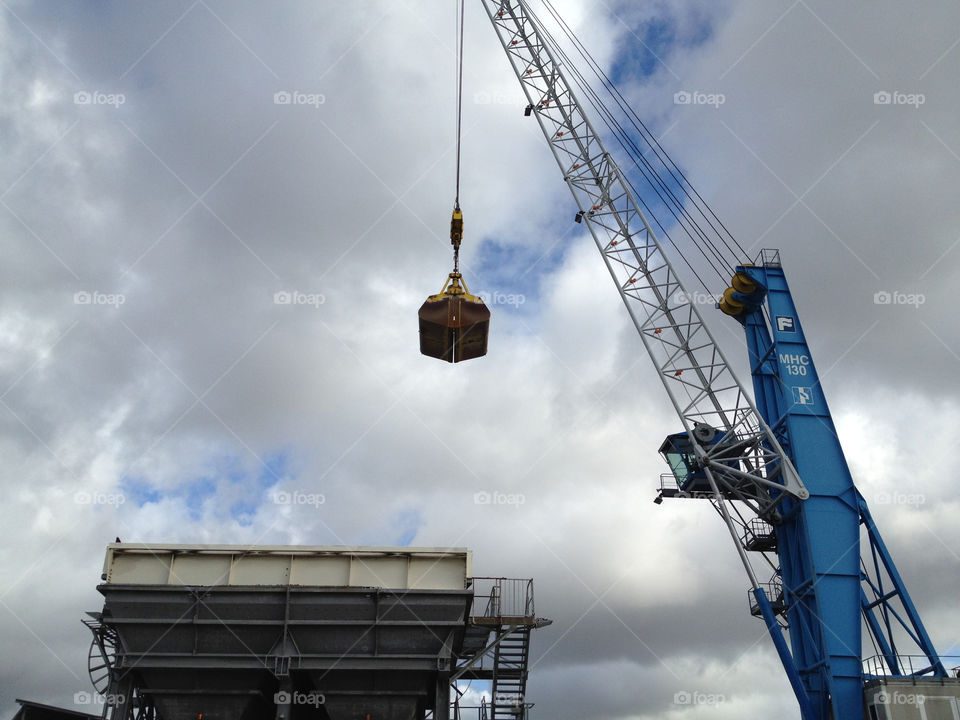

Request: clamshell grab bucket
left=418, top=273, right=489, bottom=363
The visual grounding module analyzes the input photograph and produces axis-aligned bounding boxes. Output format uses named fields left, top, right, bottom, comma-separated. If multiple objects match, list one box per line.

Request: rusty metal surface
left=418, top=296, right=489, bottom=363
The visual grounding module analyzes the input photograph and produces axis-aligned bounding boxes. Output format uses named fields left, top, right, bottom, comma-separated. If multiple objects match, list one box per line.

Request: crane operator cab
left=658, top=424, right=741, bottom=498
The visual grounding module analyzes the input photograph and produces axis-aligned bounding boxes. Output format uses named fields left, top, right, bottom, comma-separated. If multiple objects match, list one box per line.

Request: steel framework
left=480, top=2, right=953, bottom=719
left=479, top=0, right=808, bottom=526
left=479, top=1, right=809, bottom=686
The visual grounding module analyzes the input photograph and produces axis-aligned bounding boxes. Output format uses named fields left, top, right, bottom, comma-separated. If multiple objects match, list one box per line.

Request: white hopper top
left=101, top=544, right=472, bottom=590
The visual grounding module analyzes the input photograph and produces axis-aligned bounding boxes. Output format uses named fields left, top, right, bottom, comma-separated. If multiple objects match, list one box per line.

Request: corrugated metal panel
left=102, top=544, right=471, bottom=590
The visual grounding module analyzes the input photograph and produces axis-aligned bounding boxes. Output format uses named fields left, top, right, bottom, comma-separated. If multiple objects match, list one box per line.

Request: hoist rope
left=455, top=0, right=466, bottom=211
left=531, top=0, right=752, bottom=289
left=451, top=0, right=467, bottom=275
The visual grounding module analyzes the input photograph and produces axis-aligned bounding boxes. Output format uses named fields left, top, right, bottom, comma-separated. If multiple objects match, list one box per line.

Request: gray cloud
left=2, top=1, right=958, bottom=718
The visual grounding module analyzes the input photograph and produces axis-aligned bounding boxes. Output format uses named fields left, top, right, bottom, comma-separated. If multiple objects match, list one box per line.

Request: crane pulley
left=418, top=0, right=489, bottom=363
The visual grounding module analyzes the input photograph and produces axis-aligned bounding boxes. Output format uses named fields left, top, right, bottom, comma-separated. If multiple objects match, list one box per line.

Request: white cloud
left=1, top=1, right=959, bottom=717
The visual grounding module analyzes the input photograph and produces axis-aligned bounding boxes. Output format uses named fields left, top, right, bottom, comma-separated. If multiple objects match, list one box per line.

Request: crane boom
left=478, top=1, right=807, bottom=518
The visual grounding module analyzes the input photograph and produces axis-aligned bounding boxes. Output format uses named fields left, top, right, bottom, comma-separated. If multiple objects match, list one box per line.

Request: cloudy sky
left=2, top=1, right=959, bottom=718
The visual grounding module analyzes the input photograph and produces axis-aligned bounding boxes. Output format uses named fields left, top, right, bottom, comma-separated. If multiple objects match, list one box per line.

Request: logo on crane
left=775, top=316, right=795, bottom=332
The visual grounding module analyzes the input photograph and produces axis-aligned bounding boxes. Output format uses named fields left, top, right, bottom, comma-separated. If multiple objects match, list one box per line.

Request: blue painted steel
left=857, top=493, right=946, bottom=678
left=727, top=258, right=947, bottom=719
left=753, top=587, right=817, bottom=720
left=733, top=262, right=863, bottom=720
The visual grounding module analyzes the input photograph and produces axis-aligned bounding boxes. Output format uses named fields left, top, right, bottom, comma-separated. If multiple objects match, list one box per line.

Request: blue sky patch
left=118, top=448, right=295, bottom=524
left=392, top=508, right=422, bottom=546
left=230, top=499, right=258, bottom=526
left=610, top=17, right=677, bottom=82
left=120, top=476, right=162, bottom=507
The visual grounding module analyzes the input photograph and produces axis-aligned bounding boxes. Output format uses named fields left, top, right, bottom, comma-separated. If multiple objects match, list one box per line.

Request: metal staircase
left=452, top=578, right=551, bottom=720
left=491, top=626, right=531, bottom=720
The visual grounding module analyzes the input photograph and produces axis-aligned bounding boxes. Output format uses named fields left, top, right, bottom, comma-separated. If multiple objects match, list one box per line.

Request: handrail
left=470, top=577, right=534, bottom=620
left=863, top=654, right=960, bottom=678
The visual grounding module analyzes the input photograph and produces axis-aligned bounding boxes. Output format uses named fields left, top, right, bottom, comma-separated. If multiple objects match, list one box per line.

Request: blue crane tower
left=481, top=1, right=959, bottom=717
left=704, top=257, right=948, bottom=718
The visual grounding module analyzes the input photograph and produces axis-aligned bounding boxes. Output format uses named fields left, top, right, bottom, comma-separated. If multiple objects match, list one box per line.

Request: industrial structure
left=480, top=1, right=960, bottom=718
left=79, top=544, right=547, bottom=720
left=10, top=700, right=99, bottom=720
left=11, top=3, right=958, bottom=720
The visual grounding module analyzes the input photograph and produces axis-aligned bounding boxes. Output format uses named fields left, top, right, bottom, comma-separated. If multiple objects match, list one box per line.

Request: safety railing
left=863, top=654, right=960, bottom=678
left=741, top=518, right=777, bottom=551
left=656, top=473, right=716, bottom=501
left=470, top=577, right=534, bottom=620
left=748, top=579, right=786, bottom=616
left=758, top=248, right=781, bottom=267
left=451, top=699, right=533, bottom=720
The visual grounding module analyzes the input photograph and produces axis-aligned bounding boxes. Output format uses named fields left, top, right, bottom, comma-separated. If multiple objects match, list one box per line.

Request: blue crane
left=708, top=258, right=948, bottom=718
left=480, top=1, right=957, bottom=717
